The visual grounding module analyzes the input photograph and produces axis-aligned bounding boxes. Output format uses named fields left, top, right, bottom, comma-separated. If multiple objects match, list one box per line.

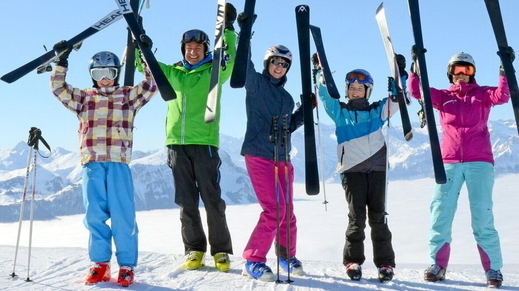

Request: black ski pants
left=168, top=145, right=233, bottom=256
left=341, top=171, right=395, bottom=268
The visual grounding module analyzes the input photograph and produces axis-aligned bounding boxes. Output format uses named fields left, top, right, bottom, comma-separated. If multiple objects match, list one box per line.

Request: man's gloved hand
left=237, top=11, right=257, bottom=29
left=225, top=2, right=237, bottom=31
left=53, top=40, right=72, bottom=67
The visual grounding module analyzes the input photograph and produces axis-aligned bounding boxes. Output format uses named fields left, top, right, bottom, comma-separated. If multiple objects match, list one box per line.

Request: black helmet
left=181, top=29, right=210, bottom=56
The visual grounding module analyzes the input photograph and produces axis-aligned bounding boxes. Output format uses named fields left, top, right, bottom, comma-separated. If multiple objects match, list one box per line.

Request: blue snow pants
left=429, top=162, right=502, bottom=271
left=82, top=162, right=138, bottom=267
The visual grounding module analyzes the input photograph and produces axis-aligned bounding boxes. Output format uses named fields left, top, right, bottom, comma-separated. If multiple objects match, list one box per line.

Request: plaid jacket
left=50, top=65, right=157, bottom=165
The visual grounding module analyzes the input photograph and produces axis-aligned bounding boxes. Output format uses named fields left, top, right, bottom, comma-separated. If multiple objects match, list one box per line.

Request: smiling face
left=96, top=78, right=115, bottom=87
left=452, top=74, right=470, bottom=85
left=347, top=81, right=366, bottom=99
left=268, top=56, right=289, bottom=79
left=183, top=41, right=206, bottom=65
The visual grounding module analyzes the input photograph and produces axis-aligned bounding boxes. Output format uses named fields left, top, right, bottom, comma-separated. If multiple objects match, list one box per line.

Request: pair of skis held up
left=1, top=0, right=176, bottom=102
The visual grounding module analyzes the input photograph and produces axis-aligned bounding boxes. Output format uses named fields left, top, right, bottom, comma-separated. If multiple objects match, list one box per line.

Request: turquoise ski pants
left=429, top=162, right=502, bottom=271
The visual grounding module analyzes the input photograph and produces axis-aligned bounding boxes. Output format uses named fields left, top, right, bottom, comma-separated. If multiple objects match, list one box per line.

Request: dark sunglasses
left=270, top=58, right=290, bottom=69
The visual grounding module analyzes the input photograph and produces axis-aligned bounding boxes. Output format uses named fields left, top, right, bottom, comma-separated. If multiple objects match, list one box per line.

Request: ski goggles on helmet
left=90, top=67, right=119, bottom=81
left=270, top=58, right=290, bottom=69
left=182, top=30, right=209, bottom=44
left=346, top=71, right=371, bottom=84
left=449, top=64, right=475, bottom=76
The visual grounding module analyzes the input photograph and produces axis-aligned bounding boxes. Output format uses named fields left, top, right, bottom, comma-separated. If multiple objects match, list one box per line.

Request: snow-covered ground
left=1, top=177, right=519, bottom=290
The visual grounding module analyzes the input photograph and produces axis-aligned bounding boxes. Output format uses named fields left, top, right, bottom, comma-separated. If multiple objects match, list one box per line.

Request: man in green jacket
left=151, top=3, right=237, bottom=272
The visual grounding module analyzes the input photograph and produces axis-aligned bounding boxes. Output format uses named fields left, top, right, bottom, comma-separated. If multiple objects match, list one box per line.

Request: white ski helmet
left=264, top=45, right=292, bottom=71
left=447, top=52, right=476, bottom=83
left=345, top=69, right=374, bottom=100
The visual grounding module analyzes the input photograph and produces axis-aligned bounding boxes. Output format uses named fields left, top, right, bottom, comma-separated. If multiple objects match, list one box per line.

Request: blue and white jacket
left=316, top=71, right=399, bottom=173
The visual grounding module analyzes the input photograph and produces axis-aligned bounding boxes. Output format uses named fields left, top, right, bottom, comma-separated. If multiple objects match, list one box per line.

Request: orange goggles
left=449, top=64, right=475, bottom=76
left=346, top=71, right=371, bottom=84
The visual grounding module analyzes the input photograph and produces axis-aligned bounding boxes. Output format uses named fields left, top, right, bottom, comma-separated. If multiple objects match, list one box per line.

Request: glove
left=311, top=53, right=326, bottom=85
left=53, top=40, right=72, bottom=67
left=139, top=34, right=153, bottom=48
left=311, top=93, right=318, bottom=109
left=498, top=46, right=515, bottom=62
left=388, top=77, right=398, bottom=102
left=311, top=53, right=321, bottom=85
left=237, top=12, right=257, bottom=29
left=396, top=54, right=408, bottom=80
left=311, top=53, right=320, bottom=70
left=499, top=46, right=515, bottom=76
left=225, top=2, right=237, bottom=31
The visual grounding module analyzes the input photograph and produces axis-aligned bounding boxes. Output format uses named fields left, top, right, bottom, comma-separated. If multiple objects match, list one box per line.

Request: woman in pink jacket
left=408, top=50, right=513, bottom=288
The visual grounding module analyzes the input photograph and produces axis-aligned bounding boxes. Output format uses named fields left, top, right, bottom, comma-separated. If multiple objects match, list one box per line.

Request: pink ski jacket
left=408, top=74, right=510, bottom=165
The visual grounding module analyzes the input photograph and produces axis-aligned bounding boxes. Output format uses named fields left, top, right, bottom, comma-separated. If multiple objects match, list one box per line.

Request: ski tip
left=376, top=2, right=384, bottom=14
left=295, top=5, right=309, bottom=13
left=0, top=75, right=15, bottom=84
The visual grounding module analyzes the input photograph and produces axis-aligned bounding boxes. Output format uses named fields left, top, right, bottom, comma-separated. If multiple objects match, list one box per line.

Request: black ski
left=205, top=0, right=227, bottom=123
left=375, top=3, right=413, bottom=141
left=115, top=0, right=176, bottom=101
left=295, top=5, right=319, bottom=195
left=122, top=0, right=141, bottom=86
left=309, top=25, right=340, bottom=99
left=1, top=9, right=124, bottom=83
left=484, top=0, right=519, bottom=136
left=407, top=0, right=446, bottom=184
left=230, top=0, right=256, bottom=88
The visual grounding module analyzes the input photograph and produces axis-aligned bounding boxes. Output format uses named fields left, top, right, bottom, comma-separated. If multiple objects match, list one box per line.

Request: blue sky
left=1, top=0, right=518, bottom=152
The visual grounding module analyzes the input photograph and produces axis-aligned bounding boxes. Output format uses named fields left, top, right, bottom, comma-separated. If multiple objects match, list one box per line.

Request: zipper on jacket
left=181, top=92, right=187, bottom=144
left=340, top=146, right=345, bottom=166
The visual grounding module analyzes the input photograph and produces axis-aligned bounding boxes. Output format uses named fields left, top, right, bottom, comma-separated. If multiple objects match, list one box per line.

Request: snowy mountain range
left=0, top=120, right=518, bottom=222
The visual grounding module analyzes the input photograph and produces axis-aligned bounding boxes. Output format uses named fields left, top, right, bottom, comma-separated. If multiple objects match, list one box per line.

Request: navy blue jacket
left=240, top=58, right=303, bottom=161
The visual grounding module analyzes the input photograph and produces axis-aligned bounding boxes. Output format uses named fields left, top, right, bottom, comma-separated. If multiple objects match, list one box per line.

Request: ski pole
left=11, top=127, right=51, bottom=281
left=282, top=114, right=293, bottom=284
left=313, top=84, right=328, bottom=210
left=11, top=147, right=33, bottom=278
left=25, top=144, right=39, bottom=282
left=270, top=115, right=281, bottom=283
